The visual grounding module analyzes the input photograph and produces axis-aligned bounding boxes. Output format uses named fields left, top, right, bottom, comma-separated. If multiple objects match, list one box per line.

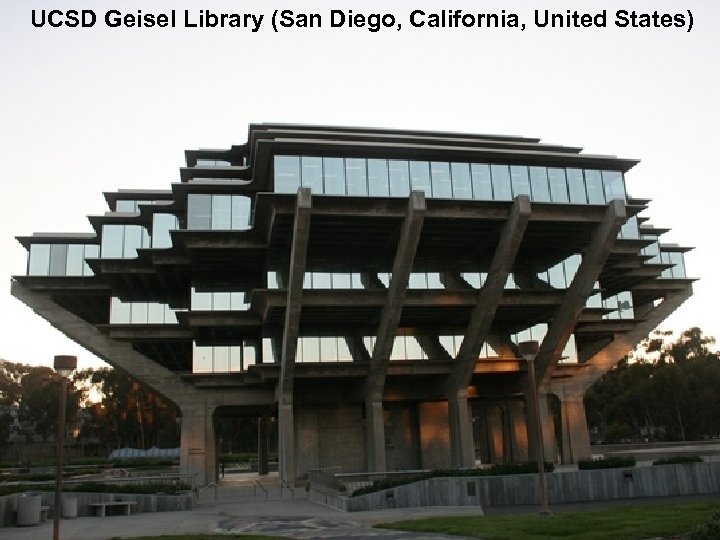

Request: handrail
left=279, top=478, right=295, bottom=498
left=198, top=482, right=218, bottom=501
left=253, top=480, right=268, bottom=499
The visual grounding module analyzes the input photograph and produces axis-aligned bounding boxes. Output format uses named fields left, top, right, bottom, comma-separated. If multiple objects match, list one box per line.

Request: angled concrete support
left=365, top=191, right=426, bottom=472
left=445, top=196, right=530, bottom=467
left=278, top=188, right=312, bottom=487
left=180, top=402, right=217, bottom=485
left=537, top=200, right=627, bottom=387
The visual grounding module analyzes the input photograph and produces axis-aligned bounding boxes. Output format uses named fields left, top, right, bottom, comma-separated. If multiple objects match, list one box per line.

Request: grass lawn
left=377, top=500, right=720, bottom=540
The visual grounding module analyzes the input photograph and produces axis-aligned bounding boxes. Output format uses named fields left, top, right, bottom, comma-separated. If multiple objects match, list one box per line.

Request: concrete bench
left=88, top=501, right=137, bottom=517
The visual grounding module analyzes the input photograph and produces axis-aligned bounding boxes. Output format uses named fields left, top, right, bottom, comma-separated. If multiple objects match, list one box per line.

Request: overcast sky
left=1, top=0, right=717, bottom=369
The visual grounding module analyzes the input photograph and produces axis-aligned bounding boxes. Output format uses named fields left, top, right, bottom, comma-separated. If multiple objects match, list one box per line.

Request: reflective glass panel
left=670, top=252, right=686, bottom=278
left=211, top=195, right=232, bottom=230
left=301, top=157, right=323, bottom=193
left=274, top=156, right=301, bottom=193
left=152, top=214, right=177, bottom=248
left=110, top=297, right=131, bottom=323
left=451, top=163, right=472, bottom=199
left=66, top=244, right=85, bottom=276
left=602, top=171, right=626, bottom=201
left=529, top=167, right=550, bottom=202
left=231, top=196, right=251, bottom=230
left=302, top=336, right=320, bottom=363
left=83, top=245, right=99, bottom=275
left=405, top=336, right=423, bottom=360
left=431, top=162, right=452, bottom=198
left=409, top=161, right=431, bottom=195
left=101, top=225, right=124, bottom=258
left=490, top=164, right=512, bottom=201
left=388, top=160, right=410, bottom=197
left=116, top=200, right=137, bottom=213
left=368, top=159, right=390, bottom=196
left=337, top=338, right=353, bottom=362
left=28, top=244, right=50, bottom=275
left=193, top=344, right=213, bottom=373
left=320, top=337, right=337, bottom=362
left=130, top=302, right=148, bottom=324
left=510, top=166, right=531, bottom=197
left=584, top=170, right=605, bottom=203
left=323, top=157, right=345, bottom=195
left=470, top=164, right=493, bottom=200
left=566, top=168, right=587, bottom=204
left=187, top=194, right=212, bottom=230
left=548, top=168, right=569, bottom=203
left=346, top=158, right=368, bottom=195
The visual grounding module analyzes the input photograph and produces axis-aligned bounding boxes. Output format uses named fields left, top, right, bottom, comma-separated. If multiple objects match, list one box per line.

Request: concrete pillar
left=525, top=392, right=557, bottom=464
left=559, top=389, right=591, bottom=464
left=448, top=391, right=475, bottom=468
left=365, top=396, right=386, bottom=472
left=508, top=400, right=530, bottom=462
left=278, top=398, right=295, bottom=485
left=180, top=403, right=216, bottom=485
left=258, top=414, right=269, bottom=476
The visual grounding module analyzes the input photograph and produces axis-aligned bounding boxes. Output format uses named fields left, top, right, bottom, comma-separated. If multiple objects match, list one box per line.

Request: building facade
left=12, top=124, right=693, bottom=485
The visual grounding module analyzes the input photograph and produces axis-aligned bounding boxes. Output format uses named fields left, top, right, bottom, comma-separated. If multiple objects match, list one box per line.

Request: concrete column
left=180, top=404, right=216, bottom=485
left=258, top=414, right=269, bottom=476
left=278, top=400, right=295, bottom=485
left=365, top=396, right=386, bottom=472
left=559, top=389, right=591, bottom=464
left=525, top=392, right=557, bottom=464
left=508, top=400, right=529, bottom=462
left=447, top=390, right=475, bottom=468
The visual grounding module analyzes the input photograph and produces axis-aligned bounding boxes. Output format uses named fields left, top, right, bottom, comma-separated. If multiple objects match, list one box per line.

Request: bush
left=686, top=510, right=720, bottom=540
left=350, top=462, right=555, bottom=497
left=652, top=455, right=703, bottom=466
left=578, top=456, right=636, bottom=470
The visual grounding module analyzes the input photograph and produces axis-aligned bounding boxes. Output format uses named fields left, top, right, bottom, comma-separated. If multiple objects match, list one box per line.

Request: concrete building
left=12, top=124, right=693, bottom=486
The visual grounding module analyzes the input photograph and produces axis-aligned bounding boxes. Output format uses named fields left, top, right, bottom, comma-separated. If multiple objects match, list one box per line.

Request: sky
left=0, top=0, right=718, bottom=370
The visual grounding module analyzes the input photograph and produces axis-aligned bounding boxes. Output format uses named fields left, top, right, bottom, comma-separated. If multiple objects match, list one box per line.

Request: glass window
left=430, top=162, right=452, bottom=198
left=602, top=171, right=626, bottom=202
left=123, top=225, right=146, bottom=258
left=408, top=273, right=427, bottom=289
left=65, top=244, right=85, bottom=276
left=274, top=156, right=301, bottom=193
left=669, top=252, right=687, bottom=278
left=409, top=161, right=432, bottom=195
left=346, top=158, right=368, bottom=195
left=243, top=342, right=256, bottom=367
left=193, top=344, right=213, bottom=373
left=191, top=287, right=213, bottom=310
left=49, top=244, right=68, bottom=276
left=368, top=159, right=389, bottom=196
left=388, top=160, right=410, bottom=197
left=529, top=167, right=550, bottom=202
left=152, top=214, right=177, bottom=248
left=302, top=336, right=320, bottom=363
left=230, top=347, right=242, bottom=371
left=564, top=254, right=581, bottom=284
left=101, top=225, right=125, bottom=258
left=562, top=335, right=578, bottom=363
left=510, top=166, right=531, bottom=197
left=337, top=338, right=353, bottom=362
left=439, top=335, right=457, bottom=357
left=116, top=200, right=137, bottom=213
left=471, top=164, right=493, bottom=200
left=547, top=168, right=569, bottom=203
left=320, top=337, right=337, bottom=362
left=147, top=303, right=165, bottom=323
left=490, top=164, right=512, bottom=201
left=405, top=336, right=423, bottom=360
left=584, top=170, right=605, bottom=203
left=566, top=168, right=587, bottom=204
left=390, top=336, right=406, bottom=360
left=620, top=216, right=640, bottom=239
left=213, top=291, right=231, bottom=310
left=301, top=157, right=323, bottom=193
left=617, top=291, right=634, bottom=319
left=214, top=346, right=230, bottom=372
left=333, top=273, right=351, bottom=288
left=211, top=195, right=232, bottom=230
left=451, top=163, right=472, bottom=199
left=231, top=196, right=251, bottom=230
left=461, top=272, right=482, bottom=288
left=426, top=272, right=443, bottom=288
left=83, top=245, right=99, bottom=275
left=110, top=297, right=131, bottom=323
left=130, top=302, right=148, bottom=324
left=323, top=157, right=345, bottom=195
left=187, top=194, right=212, bottom=230
left=548, top=261, right=567, bottom=288
left=28, top=244, right=50, bottom=275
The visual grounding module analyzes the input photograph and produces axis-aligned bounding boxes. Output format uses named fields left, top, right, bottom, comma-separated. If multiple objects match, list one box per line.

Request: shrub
left=652, top=455, right=703, bottom=466
left=578, top=456, right=636, bottom=470
left=686, top=510, right=720, bottom=540
left=350, top=462, right=554, bottom=497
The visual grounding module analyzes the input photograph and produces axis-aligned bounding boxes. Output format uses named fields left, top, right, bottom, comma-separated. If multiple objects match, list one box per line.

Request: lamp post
left=518, top=341, right=551, bottom=515
left=53, top=355, right=77, bottom=540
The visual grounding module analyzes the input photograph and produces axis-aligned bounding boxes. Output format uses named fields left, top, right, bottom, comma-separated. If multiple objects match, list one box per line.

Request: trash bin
left=62, top=497, right=78, bottom=519
left=16, top=494, right=41, bottom=526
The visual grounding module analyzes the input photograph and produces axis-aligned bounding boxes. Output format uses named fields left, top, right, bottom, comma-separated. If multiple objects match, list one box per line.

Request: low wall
left=327, top=461, right=720, bottom=512
left=0, top=491, right=194, bottom=527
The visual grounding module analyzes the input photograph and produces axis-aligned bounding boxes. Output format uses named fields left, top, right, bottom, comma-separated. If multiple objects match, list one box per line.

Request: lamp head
left=54, top=355, right=77, bottom=378
left=518, top=340, right=539, bottom=361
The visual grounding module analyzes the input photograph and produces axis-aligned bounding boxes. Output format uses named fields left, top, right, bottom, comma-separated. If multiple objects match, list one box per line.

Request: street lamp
left=518, top=340, right=551, bottom=515
left=53, top=355, right=77, bottom=540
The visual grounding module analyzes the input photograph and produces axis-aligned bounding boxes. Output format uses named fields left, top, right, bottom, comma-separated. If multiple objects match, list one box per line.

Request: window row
left=193, top=341, right=257, bottom=373
left=603, top=291, right=635, bottom=320
left=28, top=243, right=98, bottom=276
left=187, top=194, right=251, bottom=230
left=114, top=199, right=164, bottom=213
left=152, top=214, right=179, bottom=249
left=660, top=251, right=687, bottom=279
left=101, top=225, right=150, bottom=258
left=274, top=155, right=627, bottom=205
left=195, top=159, right=231, bottom=167
left=110, top=298, right=178, bottom=324
left=191, top=288, right=249, bottom=311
